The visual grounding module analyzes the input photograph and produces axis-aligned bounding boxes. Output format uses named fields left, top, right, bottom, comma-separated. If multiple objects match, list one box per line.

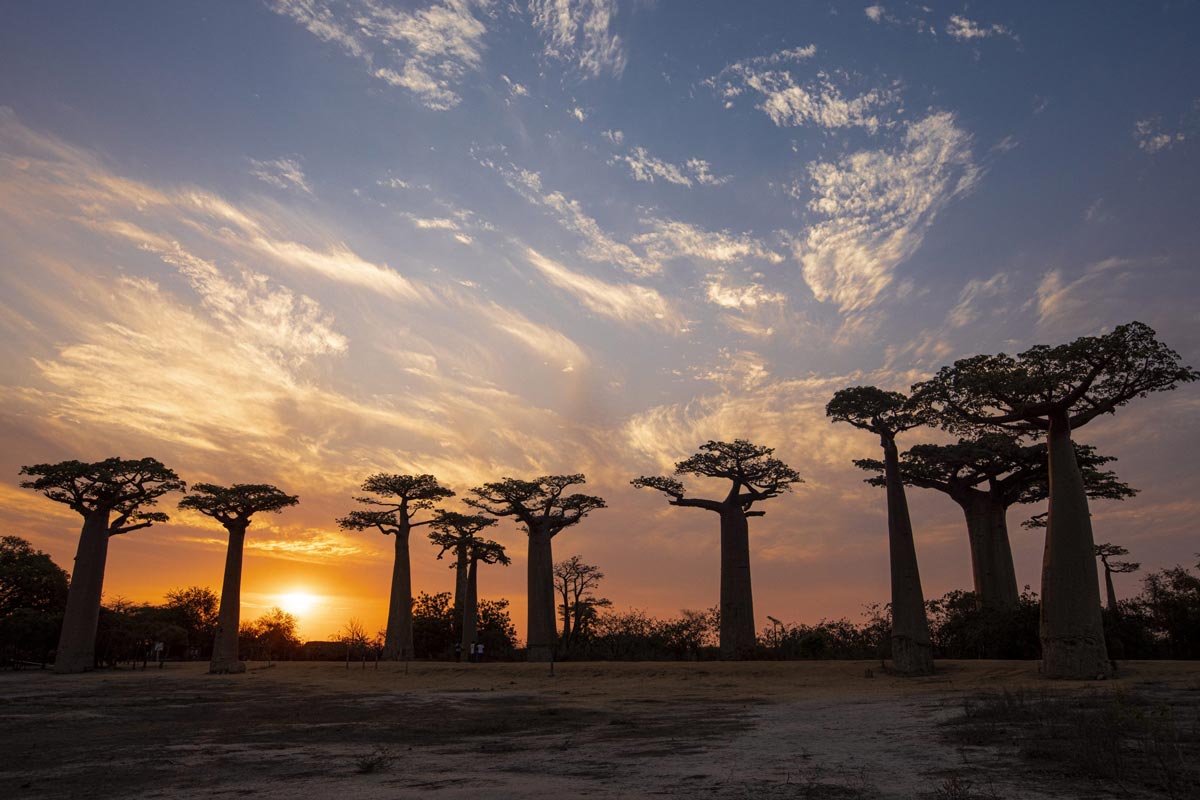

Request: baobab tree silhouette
left=855, top=434, right=1136, bottom=610
left=913, top=321, right=1198, bottom=678
left=827, top=388, right=934, bottom=675
left=19, top=458, right=184, bottom=673
left=1095, top=543, right=1140, bottom=612
left=466, top=475, right=605, bottom=662
left=428, top=510, right=510, bottom=657
left=554, top=555, right=610, bottom=654
left=178, top=483, right=299, bottom=674
left=633, top=439, right=802, bottom=660
left=338, top=474, right=454, bottom=660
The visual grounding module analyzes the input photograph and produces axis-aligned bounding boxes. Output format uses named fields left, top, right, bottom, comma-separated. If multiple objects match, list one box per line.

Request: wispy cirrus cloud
left=707, top=46, right=899, bottom=133
left=530, top=0, right=626, bottom=77
left=248, top=156, right=312, bottom=194
left=268, top=0, right=493, bottom=110
left=610, top=146, right=729, bottom=188
left=793, top=111, right=978, bottom=314
left=945, top=14, right=1016, bottom=42
left=523, top=247, right=679, bottom=330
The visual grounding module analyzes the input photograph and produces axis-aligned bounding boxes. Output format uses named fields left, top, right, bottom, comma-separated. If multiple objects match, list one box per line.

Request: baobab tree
left=178, top=483, right=299, bottom=674
left=466, top=475, right=605, bottom=662
left=428, top=510, right=510, bottom=655
left=1094, top=543, right=1140, bottom=611
left=855, top=434, right=1136, bottom=610
left=827, top=388, right=934, bottom=675
left=912, top=321, right=1198, bottom=678
left=338, top=474, right=454, bottom=660
left=554, top=555, right=611, bottom=653
left=18, top=457, right=184, bottom=673
left=632, top=440, right=802, bottom=660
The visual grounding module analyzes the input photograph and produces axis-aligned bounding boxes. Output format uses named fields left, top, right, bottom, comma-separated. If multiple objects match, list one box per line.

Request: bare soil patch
left=1, top=660, right=1197, bottom=799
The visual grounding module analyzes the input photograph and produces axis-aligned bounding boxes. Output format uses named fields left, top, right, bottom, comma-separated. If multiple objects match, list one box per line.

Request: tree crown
left=1095, top=542, right=1141, bottom=573
left=178, top=483, right=298, bottom=527
left=826, top=386, right=929, bottom=441
left=19, top=457, right=184, bottom=535
left=911, top=321, right=1198, bottom=432
left=427, top=510, right=510, bottom=566
left=338, top=473, right=453, bottom=535
left=465, top=475, right=605, bottom=536
left=632, top=439, right=802, bottom=515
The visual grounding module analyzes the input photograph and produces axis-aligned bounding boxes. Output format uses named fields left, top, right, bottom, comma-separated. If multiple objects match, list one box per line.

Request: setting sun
left=277, top=591, right=319, bottom=617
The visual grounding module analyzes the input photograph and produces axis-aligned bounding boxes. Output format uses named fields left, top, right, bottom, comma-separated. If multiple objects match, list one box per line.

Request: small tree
left=827, top=388, right=934, bottom=675
left=428, top=511, right=509, bottom=656
left=1094, top=543, right=1140, bottom=612
left=161, top=586, right=220, bottom=657
left=0, top=536, right=70, bottom=665
left=19, top=458, right=184, bottom=673
left=913, top=321, right=1197, bottom=678
left=633, top=439, right=802, bottom=660
left=179, top=483, right=299, bottom=673
left=338, top=474, right=454, bottom=660
left=466, top=475, right=605, bottom=662
left=554, top=555, right=611, bottom=654
left=241, top=607, right=301, bottom=661
left=855, top=434, right=1136, bottom=610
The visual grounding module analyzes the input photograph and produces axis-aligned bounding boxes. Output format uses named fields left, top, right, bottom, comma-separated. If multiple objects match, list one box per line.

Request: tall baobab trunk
left=719, top=509, right=756, bottom=659
left=1103, top=566, right=1119, bottom=612
left=210, top=522, right=248, bottom=674
left=461, top=558, right=479, bottom=655
left=383, top=530, right=414, bottom=660
left=526, top=527, right=556, bottom=662
left=54, top=510, right=111, bottom=674
left=883, top=439, right=933, bottom=675
left=959, top=492, right=1020, bottom=609
left=452, top=545, right=468, bottom=640
left=1042, top=412, right=1111, bottom=678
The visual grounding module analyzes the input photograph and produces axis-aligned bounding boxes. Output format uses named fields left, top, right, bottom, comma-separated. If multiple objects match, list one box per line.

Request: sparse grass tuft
left=948, top=688, right=1200, bottom=797
left=353, top=745, right=393, bottom=774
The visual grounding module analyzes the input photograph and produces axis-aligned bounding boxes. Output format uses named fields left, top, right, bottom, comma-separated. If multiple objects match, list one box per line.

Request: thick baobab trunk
left=1041, top=412, right=1112, bottom=678
left=210, top=522, right=248, bottom=674
left=461, top=558, right=478, bottom=655
left=54, top=511, right=111, bottom=674
left=883, top=439, right=933, bottom=675
left=383, top=529, right=414, bottom=660
left=526, top=528, right=556, bottom=662
left=959, top=492, right=1020, bottom=609
left=1103, top=566, right=1119, bottom=612
left=719, top=509, right=756, bottom=660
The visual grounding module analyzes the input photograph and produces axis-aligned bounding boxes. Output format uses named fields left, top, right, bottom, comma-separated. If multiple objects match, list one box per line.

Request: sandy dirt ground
left=1, top=660, right=1197, bottom=799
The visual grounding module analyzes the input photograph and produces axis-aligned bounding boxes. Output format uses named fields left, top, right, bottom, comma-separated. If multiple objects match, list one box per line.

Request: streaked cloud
left=945, top=14, right=1015, bottom=42
left=268, top=0, right=492, bottom=110
left=611, top=146, right=729, bottom=188
left=530, top=0, right=626, bottom=77
left=524, top=247, right=678, bottom=329
left=248, top=157, right=312, bottom=194
left=632, top=218, right=781, bottom=266
left=793, top=111, right=978, bottom=314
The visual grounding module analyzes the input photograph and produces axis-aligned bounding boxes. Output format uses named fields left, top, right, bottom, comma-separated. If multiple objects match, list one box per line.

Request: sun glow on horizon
left=277, top=591, right=319, bottom=617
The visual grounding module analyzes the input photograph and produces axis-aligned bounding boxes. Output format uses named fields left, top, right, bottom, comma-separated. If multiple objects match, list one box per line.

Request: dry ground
left=1, top=660, right=1197, bottom=799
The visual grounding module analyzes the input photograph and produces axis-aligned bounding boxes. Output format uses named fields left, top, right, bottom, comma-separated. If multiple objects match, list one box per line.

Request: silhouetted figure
left=828, top=388, right=934, bottom=676
left=179, top=483, right=299, bottom=674
left=855, top=434, right=1136, bottom=610
left=428, top=511, right=510, bottom=663
left=466, top=476, right=605, bottom=662
left=338, top=475, right=454, bottom=660
left=914, top=321, right=1197, bottom=678
left=19, top=458, right=184, bottom=674
left=634, top=439, right=802, bottom=660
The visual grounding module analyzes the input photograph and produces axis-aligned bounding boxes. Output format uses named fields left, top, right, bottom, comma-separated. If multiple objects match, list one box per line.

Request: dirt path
left=1, top=661, right=1196, bottom=799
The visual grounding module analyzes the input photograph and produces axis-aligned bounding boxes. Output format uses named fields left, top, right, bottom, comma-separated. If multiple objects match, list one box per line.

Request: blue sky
left=2, top=1, right=1198, bottom=638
